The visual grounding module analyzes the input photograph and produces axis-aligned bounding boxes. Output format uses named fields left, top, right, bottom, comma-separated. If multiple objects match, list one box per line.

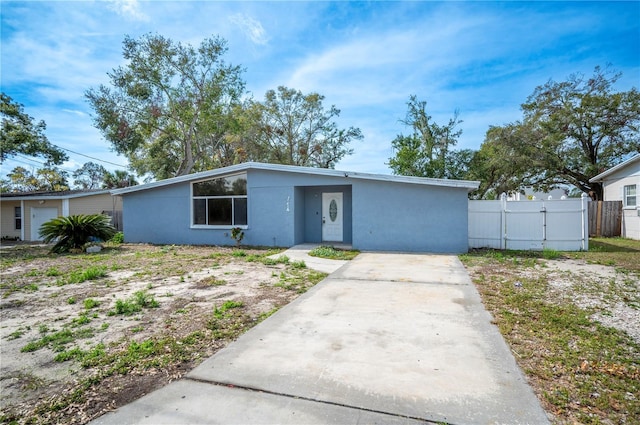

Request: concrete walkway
left=92, top=252, right=550, bottom=425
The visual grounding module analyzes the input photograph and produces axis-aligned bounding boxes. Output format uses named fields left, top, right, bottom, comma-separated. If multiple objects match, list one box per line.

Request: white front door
left=322, top=192, right=343, bottom=242
left=31, top=207, right=58, bottom=241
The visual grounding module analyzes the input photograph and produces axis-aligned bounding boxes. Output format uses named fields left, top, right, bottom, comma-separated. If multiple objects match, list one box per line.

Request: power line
left=57, top=146, right=128, bottom=168
left=15, top=154, right=46, bottom=165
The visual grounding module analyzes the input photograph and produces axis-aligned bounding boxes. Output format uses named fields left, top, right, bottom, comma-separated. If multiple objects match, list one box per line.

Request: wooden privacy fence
left=588, top=201, right=622, bottom=237
left=469, top=193, right=589, bottom=251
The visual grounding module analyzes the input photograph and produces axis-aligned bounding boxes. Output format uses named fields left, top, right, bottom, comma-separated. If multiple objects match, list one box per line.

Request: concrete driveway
left=93, top=252, right=550, bottom=424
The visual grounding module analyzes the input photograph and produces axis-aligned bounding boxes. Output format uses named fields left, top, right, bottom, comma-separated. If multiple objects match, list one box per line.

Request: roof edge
left=0, top=189, right=112, bottom=201
left=589, top=154, right=640, bottom=182
left=111, top=162, right=480, bottom=195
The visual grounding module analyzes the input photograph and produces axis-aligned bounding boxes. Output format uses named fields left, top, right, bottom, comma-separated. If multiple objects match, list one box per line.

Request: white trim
left=190, top=225, right=249, bottom=230
left=0, top=189, right=112, bottom=202
left=590, top=154, right=640, bottom=182
left=19, top=201, right=25, bottom=241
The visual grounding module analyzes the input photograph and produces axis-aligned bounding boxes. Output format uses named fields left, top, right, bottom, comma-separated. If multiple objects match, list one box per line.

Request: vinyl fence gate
left=468, top=193, right=589, bottom=251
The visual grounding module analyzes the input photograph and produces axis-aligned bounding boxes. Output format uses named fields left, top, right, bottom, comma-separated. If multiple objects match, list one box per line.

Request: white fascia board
left=0, top=190, right=112, bottom=201
left=111, top=162, right=480, bottom=196
left=590, top=154, right=640, bottom=182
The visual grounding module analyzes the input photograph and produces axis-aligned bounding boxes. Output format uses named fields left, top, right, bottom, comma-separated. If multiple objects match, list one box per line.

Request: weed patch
left=58, top=266, right=108, bottom=285
left=197, top=276, right=227, bottom=287
left=21, top=327, right=97, bottom=353
left=109, top=290, right=159, bottom=316
left=308, top=245, right=359, bottom=260
left=261, top=255, right=289, bottom=266
left=83, top=298, right=100, bottom=309
left=276, top=269, right=326, bottom=293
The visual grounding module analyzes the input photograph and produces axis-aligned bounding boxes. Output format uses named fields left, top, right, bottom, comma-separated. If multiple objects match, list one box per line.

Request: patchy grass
left=461, top=238, right=640, bottom=424
left=260, top=255, right=290, bottom=266
left=567, top=237, right=640, bottom=274
left=109, top=291, right=159, bottom=316
left=196, top=276, right=227, bottom=287
left=57, top=266, right=108, bottom=286
left=308, top=245, right=360, bottom=260
left=0, top=243, right=325, bottom=424
left=275, top=269, right=326, bottom=293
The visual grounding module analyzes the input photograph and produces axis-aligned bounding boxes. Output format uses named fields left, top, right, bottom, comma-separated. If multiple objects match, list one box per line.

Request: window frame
left=623, top=184, right=637, bottom=208
left=14, top=206, right=22, bottom=230
left=190, top=173, right=248, bottom=229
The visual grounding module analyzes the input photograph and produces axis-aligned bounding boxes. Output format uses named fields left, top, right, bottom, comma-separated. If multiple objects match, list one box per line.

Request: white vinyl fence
left=469, top=193, right=589, bottom=251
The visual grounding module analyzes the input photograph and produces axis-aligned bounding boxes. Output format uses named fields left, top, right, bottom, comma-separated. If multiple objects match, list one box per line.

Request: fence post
left=581, top=193, right=589, bottom=251
left=500, top=193, right=507, bottom=250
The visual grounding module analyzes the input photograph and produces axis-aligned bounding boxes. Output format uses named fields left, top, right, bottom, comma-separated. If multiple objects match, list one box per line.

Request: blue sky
left=1, top=0, right=639, bottom=181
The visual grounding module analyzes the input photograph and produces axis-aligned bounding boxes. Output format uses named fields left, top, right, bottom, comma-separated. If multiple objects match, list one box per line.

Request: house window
left=192, top=173, right=247, bottom=227
left=624, top=184, right=636, bottom=207
left=14, top=207, right=22, bottom=230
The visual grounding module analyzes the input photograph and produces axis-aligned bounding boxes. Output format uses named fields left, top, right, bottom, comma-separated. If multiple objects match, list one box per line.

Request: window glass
left=192, top=173, right=248, bottom=226
left=208, top=198, right=232, bottom=225
left=14, top=206, right=21, bottom=230
left=193, top=199, right=207, bottom=224
left=193, top=174, right=247, bottom=196
left=234, top=198, right=248, bottom=225
left=625, top=184, right=637, bottom=207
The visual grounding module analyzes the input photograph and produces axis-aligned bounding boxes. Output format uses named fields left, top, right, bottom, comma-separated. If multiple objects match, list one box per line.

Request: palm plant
left=39, top=214, right=116, bottom=253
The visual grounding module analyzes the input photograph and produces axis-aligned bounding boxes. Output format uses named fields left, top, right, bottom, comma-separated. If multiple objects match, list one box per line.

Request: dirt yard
left=2, top=240, right=638, bottom=424
left=0, top=243, right=326, bottom=424
left=461, top=241, right=640, bottom=424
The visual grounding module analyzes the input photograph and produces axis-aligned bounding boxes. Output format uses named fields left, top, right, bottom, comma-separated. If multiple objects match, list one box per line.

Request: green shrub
left=39, top=214, right=116, bottom=253
left=110, top=232, right=124, bottom=244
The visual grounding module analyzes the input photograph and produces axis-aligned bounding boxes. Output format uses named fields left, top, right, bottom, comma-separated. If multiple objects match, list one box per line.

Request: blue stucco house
left=111, top=162, right=479, bottom=253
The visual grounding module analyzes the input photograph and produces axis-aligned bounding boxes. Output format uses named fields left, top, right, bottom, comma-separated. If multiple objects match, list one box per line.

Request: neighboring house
left=0, top=190, right=123, bottom=241
left=590, top=154, right=640, bottom=240
left=111, top=162, right=480, bottom=253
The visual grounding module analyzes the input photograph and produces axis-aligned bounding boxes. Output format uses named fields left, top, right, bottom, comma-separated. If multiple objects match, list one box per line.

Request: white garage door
left=30, top=207, right=59, bottom=241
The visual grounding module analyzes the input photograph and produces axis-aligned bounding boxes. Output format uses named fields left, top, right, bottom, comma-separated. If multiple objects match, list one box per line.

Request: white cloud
left=106, top=0, right=149, bottom=22
left=62, top=109, right=88, bottom=117
left=230, top=13, right=269, bottom=45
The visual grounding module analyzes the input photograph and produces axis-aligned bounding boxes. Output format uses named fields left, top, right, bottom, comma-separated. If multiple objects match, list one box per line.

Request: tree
left=39, top=214, right=116, bottom=253
left=86, top=33, right=245, bottom=180
left=4, top=166, right=69, bottom=192
left=36, top=167, right=70, bottom=191
left=102, top=170, right=138, bottom=189
left=247, top=86, right=362, bottom=168
left=6, top=166, right=39, bottom=192
left=483, top=66, right=640, bottom=200
left=1, top=93, right=68, bottom=165
left=388, top=95, right=463, bottom=178
left=73, top=162, right=107, bottom=189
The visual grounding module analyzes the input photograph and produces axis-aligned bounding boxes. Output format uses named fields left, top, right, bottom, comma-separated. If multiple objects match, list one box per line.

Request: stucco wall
left=352, top=179, right=469, bottom=253
left=69, top=193, right=122, bottom=215
left=601, top=160, right=640, bottom=240
left=1, top=201, right=21, bottom=239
